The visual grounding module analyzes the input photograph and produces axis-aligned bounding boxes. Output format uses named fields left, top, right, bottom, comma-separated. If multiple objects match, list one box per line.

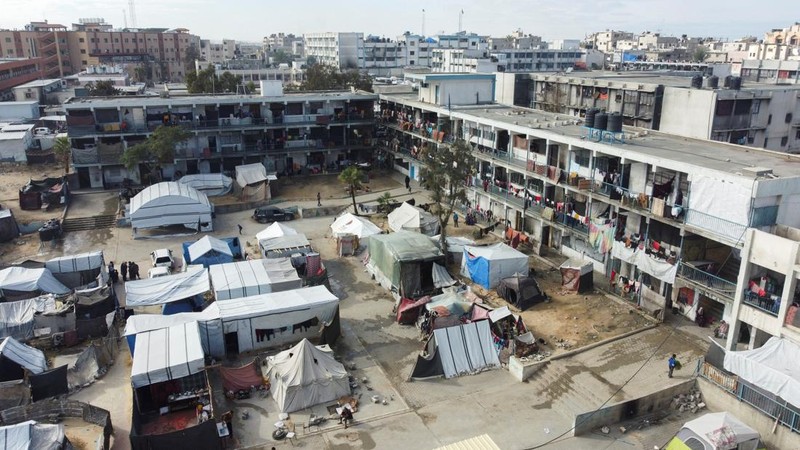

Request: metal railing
left=594, top=181, right=652, bottom=211
left=684, top=208, right=748, bottom=245
left=677, top=262, right=737, bottom=300
left=742, top=291, right=780, bottom=316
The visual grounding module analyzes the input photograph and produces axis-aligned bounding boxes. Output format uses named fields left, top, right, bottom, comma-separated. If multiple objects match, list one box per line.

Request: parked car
left=148, top=266, right=172, bottom=278
left=150, top=248, right=175, bottom=269
left=253, top=206, right=294, bottom=223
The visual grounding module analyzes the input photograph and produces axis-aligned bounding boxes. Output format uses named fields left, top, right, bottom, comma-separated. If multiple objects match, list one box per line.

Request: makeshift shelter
left=387, top=202, right=439, bottom=236
left=0, top=337, right=47, bottom=381
left=258, top=234, right=313, bottom=258
left=424, top=290, right=480, bottom=330
left=366, top=230, right=445, bottom=298
left=559, top=259, right=594, bottom=293
left=723, top=337, right=800, bottom=408
left=410, top=320, right=500, bottom=380
left=0, top=207, right=20, bottom=242
left=175, top=173, right=232, bottom=197
left=330, top=213, right=381, bottom=239
left=45, top=250, right=107, bottom=289
left=0, top=267, right=69, bottom=301
left=664, top=412, right=762, bottom=450
left=0, top=296, right=57, bottom=340
left=460, top=243, right=529, bottom=290
left=124, top=304, right=223, bottom=357
left=235, top=163, right=270, bottom=201
left=187, top=235, right=234, bottom=267
left=0, top=420, right=68, bottom=450
left=130, top=321, right=205, bottom=389
left=497, top=275, right=547, bottom=311
left=209, top=259, right=302, bottom=301
left=432, top=263, right=457, bottom=288
left=129, top=182, right=213, bottom=233
left=397, top=296, right=432, bottom=325
left=256, top=222, right=299, bottom=241
left=219, top=360, right=264, bottom=392
left=264, top=339, right=349, bottom=413
left=431, top=234, right=475, bottom=264
left=18, top=177, right=68, bottom=210
left=182, top=237, right=242, bottom=266
left=124, top=266, right=210, bottom=307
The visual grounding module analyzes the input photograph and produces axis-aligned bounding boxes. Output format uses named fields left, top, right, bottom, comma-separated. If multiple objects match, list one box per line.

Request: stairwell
left=527, top=359, right=618, bottom=423
left=61, top=215, right=116, bottom=233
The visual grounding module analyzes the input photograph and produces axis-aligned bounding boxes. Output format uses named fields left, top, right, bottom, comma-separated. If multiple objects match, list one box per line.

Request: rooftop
left=14, top=79, right=61, bottom=89
left=63, top=91, right=378, bottom=108
left=529, top=71, right=800, bottom=91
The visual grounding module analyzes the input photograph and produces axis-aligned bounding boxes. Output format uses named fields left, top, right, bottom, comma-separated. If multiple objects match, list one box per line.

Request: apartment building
left=195, top=59, right=305, bottom=87
left=63, top=89, right=376, bottom=189
left=588, top=30, right=635, bottom=53
left=431, top=48, right=583, bottom=74
left=741, top=59, right=800, bottom=84
left=486, top=32, right=543, bottom=51
left=303, top=32, right=364, bottom=69
left=199, top=39, right=236, bottom=64
left=0, top=22, right=71, bottom=78
left=0, top=57, right=45, bottom=101
left=764, top=22, right=800, bottom=46
left=263, top=33, right=303, bottom=54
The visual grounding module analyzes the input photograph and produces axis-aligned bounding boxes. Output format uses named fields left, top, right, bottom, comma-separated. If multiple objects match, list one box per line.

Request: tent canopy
left=216, top=285, right=338, bottom=324
left=723, top=336, right=800, bottom=407
left=188, top=235, right=233, bottom=263
left=367, top=230, right=445, bottom=293
left=129, top=182, right=213, bottom=231
left=0, top=267, right=70, bottom=296
left=460, top=243, right=529, bottom=289
left=256, top=222, right=299, bottom=241
left=0, top=296, right=57, bottom=340
left=130, top=321, right=205, bottom=388
left=124, top=266, right=210, bottom=307
left=235, top=163, right=267, bottom=187
left=123, top=304, right=223, bottom=357
left=45, top=250, right=104, bottom=274
left=0, top=336, right=47, bottom=376
left=497, top=275, right=547, bottom=311
left=176, top=173, right=232, bottom=197
left=677, top=412, right=760, bottom=450
left=258, top=234, right=312, bottom=257
left=411, top=320, right=500, bottom=379
left=209, top=259, right=302, bottom=301
left=265, top=339, right=349, bottom=413
left=388, top=202, right=439, bottom=236
left=330, top=213, right=382, bottom=239
left=0, top=420, right=65, bottom=450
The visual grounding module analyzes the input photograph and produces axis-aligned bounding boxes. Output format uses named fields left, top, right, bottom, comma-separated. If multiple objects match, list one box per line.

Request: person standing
left=453, top=212, right=459, bottom=228
left=340, top=407, right=353, bottom=429
left=668, top=354, right=677, bottom=378
left=130, top=261, right=139, bottom=280
left=237, top=224, right=243, bottom=235
left=405, top=175, right=411, bottom=192
left=120, top=261, right=128, bottom=282
left=317, top=192, right=322, bottom=207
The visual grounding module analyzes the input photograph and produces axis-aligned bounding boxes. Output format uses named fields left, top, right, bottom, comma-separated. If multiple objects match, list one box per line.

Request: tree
left=418, top=140, right=477, bottom=256
left=245, top=81, right=256, bottom=94
left=693, top=46, right=709, bottom=62
left=338, top=166, right=363, bottom=214
left=376, top=192, right=393, bottom=212
left=184, top=43, right=200, bottom=74
left=53, top=136, right=71, bottom=174
left=272, top=49, right=293, bottom=65
left=86, top=80, right=119, bottom=96
left=120, top=125, right=191, bottom=182
left=186, top=66, right=243, bottom=93
left=298, top=65, right=373, bottom=92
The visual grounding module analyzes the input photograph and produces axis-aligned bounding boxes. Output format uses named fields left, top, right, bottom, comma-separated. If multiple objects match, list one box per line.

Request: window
left=787, top=113, right=793, bottom=123
left=764, top=138, right=769, bottom=148
left=410, top=51, right=415, bottom=55
left=782, top=136, right=788, bottom=146
left=796, top=129, right=800, bottom=140
left=768, top=114, right=772, bottom=125
left=104, top=38, right=108, bottom=43
left=751, top=99, right=760, bottom=114
left=81, top=60, right=87, bottom=65
left=79, top=37, right=85, bottom=43
left=80, top=49, right=86, bottom=54
left=5, top=37, right=11, bottom=43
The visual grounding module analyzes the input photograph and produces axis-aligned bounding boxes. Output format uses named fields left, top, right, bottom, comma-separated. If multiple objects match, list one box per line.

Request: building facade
left=0, top=57, right=45, bottom=101
left=303, top=32, right=364, bottom=69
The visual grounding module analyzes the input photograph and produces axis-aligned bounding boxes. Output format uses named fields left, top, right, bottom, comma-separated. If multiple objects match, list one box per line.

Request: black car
left=253, top=206, right=293, bottom=223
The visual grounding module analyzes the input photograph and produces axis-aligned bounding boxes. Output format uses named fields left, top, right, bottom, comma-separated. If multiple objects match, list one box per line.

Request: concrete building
left=63, top=89, right=376, bottom=189
left=69, top=65, right=130, bottom=87
left=0, top=57, right=45, bottom=101
left=0, top=122, right=34, bottom=162
left=263, top=33, right=303, bottom=54
left=0, top=100, right=39, bottom=121
left=487, top=32, right=543, bottom=51
left=431, top=49, right=495, bottom=73
left=588, top=30, right=635, bottom=53
left=199, top=39, right=236, bottom=64
left=0, top=22, right=71, bottom=78
left=741, top=59, right=800, bottom=84
left=549, top=39, right=581, bottom=50
left=430, top=48, right=583, bottom=74
left=764, top=22, right=800, bottom=46
left=12, top=78, right=62, bottom=103
left=195, top=59, right=305, bottom=87
left=303, top=32, right=364, bottom=69
left=435, top=32, right=487, bottom=51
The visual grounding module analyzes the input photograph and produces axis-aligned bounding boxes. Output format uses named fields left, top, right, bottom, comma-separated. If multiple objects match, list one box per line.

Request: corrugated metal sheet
left=434, top=434, right=501, bottom=450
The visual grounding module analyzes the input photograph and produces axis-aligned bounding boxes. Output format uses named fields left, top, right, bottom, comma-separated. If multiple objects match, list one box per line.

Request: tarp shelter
left=187, top=236, right=234, bottom=268
left=366, top=230, right=445, bottom=298
left=209, top=259, right=302, bottom=301
left=723, top=337, right=800, bottom=408
left=0, top=267, right=69, bottom=301
left=129, top=182, right=213, bottom=233
left=256, top=222, right=299, bottom=241
left=124, top=266, right=210, bottom=307
left=460, top=243, right=529, bottom=289
left=175, top=173, right=232, bottom=197
left=0, top=337, right=47, bottom=381
left=432, top=234, right=475, bottom=263
left=410, top=320, right=500, bottom=380
left=219, top=361, right=264, bottom=392
left=130, top=321, right=205, bottom=388
left=74, top=285, right=116, bottom=319
left=265, top=339, right=349, bottom=413
left=0, top=420, right=67, bottom=450
left=0, top=296, right=57, bottom=340
left=29, top=365, right=68, bottom=401
left=559, top=259, right=594, bottom=293
left=497, top=275, right=547, bottom=311
left=330, top=213, right=381, bottom=239
left=388, top=202, right=439, bottom=236
left=45, top=250, right=107, bottom=289
left=664, top=412, right=762, bottom=450
left=424, top=290, right=481, bottom=330
left=432, top=263, right=457, bottom=288
left=124, top=304, right=223, bottom=357
left=397, top=296, right=432, bottom=325
left=259, top=234, right=313, bottom=258
left=18, top=177, right=68, bottom=210
left=0, top=207, right=20, bottom=242
left=235, top=163, right=270, bottom=202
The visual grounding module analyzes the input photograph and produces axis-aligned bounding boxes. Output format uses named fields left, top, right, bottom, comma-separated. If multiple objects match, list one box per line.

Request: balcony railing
left=677, top=262, right=737, bottom=300
left=685, top=208, right=748, bottom=245
left=743, top=291, right=780, bottom=317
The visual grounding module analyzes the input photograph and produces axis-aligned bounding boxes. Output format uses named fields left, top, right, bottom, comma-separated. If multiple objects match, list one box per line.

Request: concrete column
left=726, top=229, right=756, bottom=351
left=777, top=245, right=799, bottom=325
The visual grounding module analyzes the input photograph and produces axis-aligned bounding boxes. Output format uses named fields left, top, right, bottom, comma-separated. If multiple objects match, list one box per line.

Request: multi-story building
left=435, top=32, right=487, bottom=51
left=235, top=42, right=262, bottom=60
left=0, top=22, right=71, bottom=78
left=63, top=89, right=377, bottom=189
left=741, top=59, right=800, bottom=84
left=430, top=49, right=495, bottom=73
left=196, top=59, right=305, bottom=87
left=431, top=48, right=584, bottom=74
left=264, top=33, right=303, bottom=54
left=588, top=30, right=635, bottom=53
left=764, top=22, right=800, bottom=46
left=303, top=32, right=364, bottom=69
left=0, top=57, right=45, bottom=101
left=199, top=39, right=236, bottom=64
left=487, top=32, right=543, bottom=51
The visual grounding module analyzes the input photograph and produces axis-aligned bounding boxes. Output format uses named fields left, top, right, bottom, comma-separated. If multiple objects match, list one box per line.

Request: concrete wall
left=494, top=73, right=517, bottom=106
left=508, top=356, right=548, bottom=382
left=419, top=79, right=494, bottom=107
left=747, top=228, right=799, bottom=271
left=659, top=87, right=715, bottom=139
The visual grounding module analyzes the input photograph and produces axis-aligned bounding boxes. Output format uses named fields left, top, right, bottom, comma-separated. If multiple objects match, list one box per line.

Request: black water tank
left=730, top=76, right=742, bottom=90
left=585, top=108, right=597, bottom=128
left=691, top=75, right=703, bottom=89
left=594, top=112, right=608, bottom=131
left=724, top=75, right=733, bottom=88
left=607, top=113, right=623, bottom=133
left=707, top=75, right=719, bottom=89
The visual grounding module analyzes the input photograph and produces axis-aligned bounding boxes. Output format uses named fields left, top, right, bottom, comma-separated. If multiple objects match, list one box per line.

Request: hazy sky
left=0, top=0, right=793, bottom=42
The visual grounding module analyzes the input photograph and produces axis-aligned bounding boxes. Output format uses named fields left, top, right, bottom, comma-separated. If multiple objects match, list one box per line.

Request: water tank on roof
left=594, top=111, right=608, bottom=131
left=707, top=75, right=719, bottom=89
left=607, top=113, right=623, bottom=133
left=584, top=108, right=597, bottom=128
left=691, top=75, right=703, bottom=89
left=723, top=75, right=733, bottom=88
left=730, top=76, right=742, bottom=90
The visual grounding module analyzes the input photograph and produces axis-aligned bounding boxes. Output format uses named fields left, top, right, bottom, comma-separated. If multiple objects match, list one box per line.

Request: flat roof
left=528, top=71, right=800, bottom=91
left=382, top=92, right=800, bottom=179
left=406, top=73, right=496, bottom=82
left=0, top=124, right=34, bottom=132
left=14, top=79, right=61, bottom=89
left=63, top=91, right=378, bottom=108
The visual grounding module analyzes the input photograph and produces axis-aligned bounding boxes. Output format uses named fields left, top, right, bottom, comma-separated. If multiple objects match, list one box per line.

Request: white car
left=150, top=248, right=175, bottom=270
left=148, top=266, right=172, bottom=278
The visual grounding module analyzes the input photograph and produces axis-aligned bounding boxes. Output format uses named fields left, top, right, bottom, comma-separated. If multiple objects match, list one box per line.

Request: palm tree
left=53, top=136, right=71, bottom=175
left=338, top=166, right=363, bottom=214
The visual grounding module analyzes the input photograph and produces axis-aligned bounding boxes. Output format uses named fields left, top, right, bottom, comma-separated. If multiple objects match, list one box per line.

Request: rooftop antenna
left=128, top=0, right=138, bottom=28
left=421, top=9, right=425, bottom=38
left=122, top=9, right=127, bottom=29
left=458, top=9, right=464, bottom=33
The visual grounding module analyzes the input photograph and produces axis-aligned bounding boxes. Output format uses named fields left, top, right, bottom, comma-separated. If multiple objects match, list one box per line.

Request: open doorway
left=224, top=332, right=239, bottom=355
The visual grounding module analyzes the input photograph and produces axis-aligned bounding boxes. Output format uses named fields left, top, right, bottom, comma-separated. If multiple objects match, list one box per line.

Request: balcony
left=684, top=209, right=748, bottom=246
left=677, top=262, right=737, bottom=301
left=743, top=291, right=780, bottom=317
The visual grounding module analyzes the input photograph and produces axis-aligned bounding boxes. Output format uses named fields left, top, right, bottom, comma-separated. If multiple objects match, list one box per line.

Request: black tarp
left=75, top=286, right=116, bottom=319
left=410, top=336, right=444, bottom=379
left=0, top=209, right=20, bottom=243
left=319, top=308, right=341, bottom=347
left=30, top=365, right=68, bottom=401
left=130, top=412, right=222, bottom=450
left=19, top=177, right=69, bottom=210
left=497, top=275, right=548, bottom=311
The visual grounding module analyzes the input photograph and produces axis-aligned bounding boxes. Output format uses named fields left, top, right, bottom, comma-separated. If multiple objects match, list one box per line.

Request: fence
left=678, top=262, right=738, bottom=300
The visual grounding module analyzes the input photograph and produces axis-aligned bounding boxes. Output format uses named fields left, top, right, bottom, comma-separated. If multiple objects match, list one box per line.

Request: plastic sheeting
left=677, top=412, right=760, bottom=450
left=219, top=361, right=263, bottom=392
left=124, top=267, right=210, bottom=307
left=431, top=235, right=475, bottom=263
left=397, top=296, right=432, bottom=325
left=209, top=259, right=302, bottom=301
left=366, top=231, right=445, bottom=291
left=460, top=244, right=529, bottom=289
left=388, top=202, right=439, bottom=236
left=687, top=175, right=751, bottom=228
left=29, top=365, right=68, bottom=401
left=432, top=263, right=457, bottom=288
left=0, top=296, right=57, bottom=340
left=411, top=321, right=499, bottom=379
left=256, top=222, right=298, bottom=241
left=235, top=163, right=268, bottom=187
left=175, top=173, right=233, bottom=197
left=258, top=234, right=312, bottom=258
left=0, top=337, right=47, bottom=378
left=124, top=304, right=224, bottom=357
left=610, top=241, right=677, bottom=284
left=130, top=321, right=205, bottom=388
left=723, top=337, right=800, bottom=408
left=0, top=420, right=65, bottom=450
left=129, top=182, right=213, bottom=232
left=0, top=267, right=70, bottom=296
left=330, top=213, right=382, bottom=239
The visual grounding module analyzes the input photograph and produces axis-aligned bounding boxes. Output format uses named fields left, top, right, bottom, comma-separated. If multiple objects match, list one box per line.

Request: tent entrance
left=225, top=332, right=239, bottom=355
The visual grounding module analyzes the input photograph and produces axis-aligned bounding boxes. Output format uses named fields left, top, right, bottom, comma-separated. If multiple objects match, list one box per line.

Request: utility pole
left=128, top=0, right=138, bottom=28
left=458, top=10, right=464, bottom=33
left=123, top=9, right=128, bottom=29
left=421, top=9, right=425, bottom=38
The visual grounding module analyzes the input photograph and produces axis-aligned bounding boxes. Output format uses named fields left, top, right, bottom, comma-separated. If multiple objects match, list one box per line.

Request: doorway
left=224, top=332, right=239, bottom=355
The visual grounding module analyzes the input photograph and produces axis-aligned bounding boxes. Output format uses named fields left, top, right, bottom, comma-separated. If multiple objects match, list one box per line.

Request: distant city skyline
left=0, top=0, right=794, bottom=43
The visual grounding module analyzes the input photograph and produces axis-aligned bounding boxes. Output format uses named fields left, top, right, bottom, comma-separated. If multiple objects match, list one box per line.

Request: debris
left=601, top=426, right=610, bottom=434
left=619, top=426, right=627, bottom=434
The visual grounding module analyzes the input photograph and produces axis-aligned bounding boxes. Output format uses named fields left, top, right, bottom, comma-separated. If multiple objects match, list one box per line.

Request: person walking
left=668, top=354, right=677, bottom=378
left=317, top=192, right=322, bottom=207
left=453, top=212, right=459, bottom=228
left=237, top=224, right=243, bottom=235
left=120, top=261, right=128, bottom=282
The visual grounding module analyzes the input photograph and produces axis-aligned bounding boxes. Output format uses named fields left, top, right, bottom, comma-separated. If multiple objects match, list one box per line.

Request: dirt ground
left=273, top=170, right=403, bottom=202
left=61, top=417, right=106, bottom=450
left=0, top=162, right=67, bottom=225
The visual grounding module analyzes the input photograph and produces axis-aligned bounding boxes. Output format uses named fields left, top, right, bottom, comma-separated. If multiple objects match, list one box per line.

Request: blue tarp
left=463, top=254, right=491, bottom=289
left=182, top=237, right=242, bottom=267
left=162, top=299, right=197, bottom=315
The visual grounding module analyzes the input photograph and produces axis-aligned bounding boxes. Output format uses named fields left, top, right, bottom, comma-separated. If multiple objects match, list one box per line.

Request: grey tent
left=366, top=231, right=445, bottom=298
left=411, top=320, right=500, bottom=380
left=0, top=337, right=47, bottom=381
left=497, top=275, right=547, bottom=311
left=664, top=412, right=762, bottom=450
left=0, top=420, right=67, bottom=450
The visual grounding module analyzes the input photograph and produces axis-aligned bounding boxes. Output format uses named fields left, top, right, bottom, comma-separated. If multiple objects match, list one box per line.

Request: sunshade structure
left=387, top=202, right=439, bottom=236
left=366, top=230, right=445, bottom=298
left=187, top=235, right=234, bottom=267
left=209, top=259, right=302, bottom=301
left=330, top=213, right=382, bottom=239
left=130, top=321, right=205, bottom=388
left=664, top=412, right=761, bottom=450
left=460, top=243, right=529, bottom=289
left=0, top=337, right=47, bottom=381
left=129, top=182, right=213, bottom=233
left=724, top=337, right=800, bottom=408
left=256, top=222, right=298, bottom=241
left=559, top=259, right=594, bottom=293
left=18, top=177, right=68, bottom=210
left=0, top=267, right=69, bottom=301
left=497, top=275, right=547, bottom=311
left=0, top=420, right=67, bottom=450
left=265, top=339, right=350, bottom=413
left=175, top=173, right=232, bottom=197
left=124, top=266, right=210, bottom=307
left=411, top=320, right=500, bottom=379
left=0, top=296, right=57, bottom=340
left=45, top=250, right=107, bottom=289
left=235, top=163, right=270, bottom=201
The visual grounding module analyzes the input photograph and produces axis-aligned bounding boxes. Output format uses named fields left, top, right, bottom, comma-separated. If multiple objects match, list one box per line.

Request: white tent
left=124, top=266, right=210, bottom=307
left=0, top=296, right=57, bottom=340
left=130, top=321, right=205, bottom=388
left=188, top=235, right=233, bottom=262
left=176, top=173, right=233, bottom=197
left=330, top=213, right=382, bottom=239
left=431, top=234, right=475, bottom=263
left=123, top=304, right=223, bottom=357
left=45, top=250, right=107, bottom=289
left=259, top=234, right=313, bottom=258
left=0, top=336, right=47, bottom=376
left=388, top=202, right=439, bottom=236
left=256, top=222, right=299, bottom=241
left=235, top=163, right=269, bottom=201
left=724, top=336, right=800, bottom=407
left=411, top=320, right=500, bottom=379
left=672, top=412, right=761, bottom=450
left=0, top=420, right=65, bottom=450
left=129, top=182, right=213, bottom=232
left=265, top=338, right=349, bottom=413
left=460, top=243, right=529, bottom=289
left=209, top=259, right=302, bottom=301
left=0, top=267, right=70, bottom=297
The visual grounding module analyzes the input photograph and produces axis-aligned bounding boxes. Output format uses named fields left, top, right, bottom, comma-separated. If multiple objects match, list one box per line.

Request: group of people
left=107, top=261, right=140, bottom=284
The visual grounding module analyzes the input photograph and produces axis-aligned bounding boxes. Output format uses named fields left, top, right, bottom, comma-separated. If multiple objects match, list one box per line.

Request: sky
left=0, top=0, right=794, bottom=43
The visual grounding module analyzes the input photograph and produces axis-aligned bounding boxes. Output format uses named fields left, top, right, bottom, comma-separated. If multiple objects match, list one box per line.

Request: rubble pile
left=671, top=389, right=706, bottom=414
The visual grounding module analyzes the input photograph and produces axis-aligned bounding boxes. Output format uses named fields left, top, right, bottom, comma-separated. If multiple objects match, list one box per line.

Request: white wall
left=659, top=87, right=715, bottom=140
left=418, top=79, right=494, bottom=106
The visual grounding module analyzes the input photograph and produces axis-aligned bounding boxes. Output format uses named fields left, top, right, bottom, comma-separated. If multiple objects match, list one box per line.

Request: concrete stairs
left=527, top=359, right=615, bottom=422
left=61, top=215, right=116, bottom=232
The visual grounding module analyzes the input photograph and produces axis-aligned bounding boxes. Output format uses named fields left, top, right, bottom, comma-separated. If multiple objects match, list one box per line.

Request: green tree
left=342, top=70, right=373, bottom=92
left=299, top=65, right=372, bottom=92
left=218, top=71, right=243, bottom=92
left=693, top=46, right=709, bottom=62
left=184, top=43, right=200, bottom=74
left=418, top=140, right=477, bottom=255
left=338, top=166, right=363, bottom=214
left=53, top=136, right=71, bottom=175
left=272, top=49, right=293, bottom=65
left=187, top=66, right=243, bottom=93
left=120, top=126, right=191, bottom=182
left=86, top=80, right=119, bottom=96
left=376, top=192, right=393, bottom=212
left=245, top=81, right=256, bottom=94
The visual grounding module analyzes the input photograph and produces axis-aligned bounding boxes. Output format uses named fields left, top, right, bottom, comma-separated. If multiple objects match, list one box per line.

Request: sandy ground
left=0, top=162, right=67, bottom=225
